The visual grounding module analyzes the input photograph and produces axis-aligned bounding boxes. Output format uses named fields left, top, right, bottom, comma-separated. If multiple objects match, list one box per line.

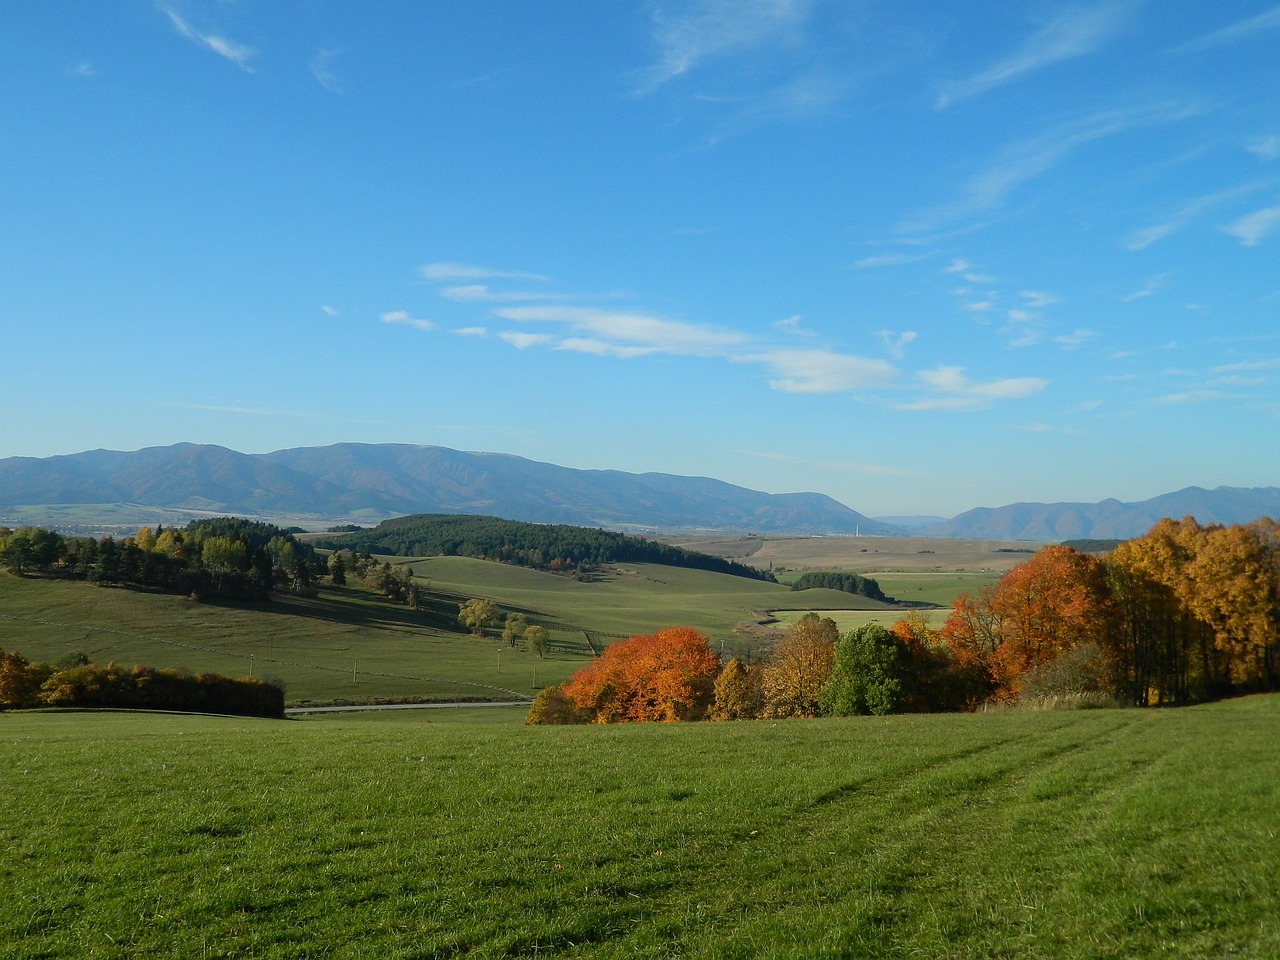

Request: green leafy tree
left=820, top=624, right=914, bottom=716
left=328, top=550, right=347, bottom=585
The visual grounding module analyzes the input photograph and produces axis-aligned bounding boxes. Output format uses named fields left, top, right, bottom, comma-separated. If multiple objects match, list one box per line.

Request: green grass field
left=3, top=697, right=1277, bottom=958
left=769, top=607, right=952, bottom=633
left=0, top=563, right=899, bottom=705
left=867, top=571, right=999, bottom=607
left=0, top=575, right=586, bottom=704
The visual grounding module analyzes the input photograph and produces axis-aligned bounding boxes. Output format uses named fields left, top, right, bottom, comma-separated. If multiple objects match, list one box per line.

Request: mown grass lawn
left=3, top=696, right=1277, bottom=958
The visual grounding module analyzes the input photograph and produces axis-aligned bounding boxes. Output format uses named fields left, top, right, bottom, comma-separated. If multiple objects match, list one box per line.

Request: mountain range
left=0, top=442, right=1275, bottom=540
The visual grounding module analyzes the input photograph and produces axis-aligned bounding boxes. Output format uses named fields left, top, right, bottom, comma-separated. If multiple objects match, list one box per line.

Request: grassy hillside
left=3, top=698, right=1277, bottom=958
left=0, top=575, right=586, bottom=703
left=0, top=562, right=895, bottom=703
left=406, top=557, right=890, bottom=639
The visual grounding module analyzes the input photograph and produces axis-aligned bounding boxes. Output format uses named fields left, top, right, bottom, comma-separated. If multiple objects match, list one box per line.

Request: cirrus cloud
left=495, top=305, right=748, bottom=356
left=897, top=365, right=1047, bottom=411
left=380, top=310, right=432, bottom=332
left=741, top=348, right=898, bottom=394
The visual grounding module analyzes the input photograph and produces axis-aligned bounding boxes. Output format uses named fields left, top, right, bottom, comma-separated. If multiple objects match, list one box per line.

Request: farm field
left=868, top=571, right=1000, bottom=607
left=406, top=556, right=894, bottom=639
left=663, top=534, right=1046, bottom=575
left=3, top=697, right=1278, bottom=958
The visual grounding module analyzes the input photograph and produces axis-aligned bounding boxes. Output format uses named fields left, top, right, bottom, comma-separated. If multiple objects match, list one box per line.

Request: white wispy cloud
left=556, top=338, right=658, bottom=359
left=421, top=258, right=1043, bottom=409
left=936, top=3, right=1133, bottom=108
left=160, top=6, right=255, bottom=71
left=380, top=310, right=432, bottom=332
left=897, top=366, right=1048, bottom=411
left=743, top=348, right=898, bottom=394
left=1155, top=389, right=1231, bottom=405
left=1019, top=290, right=1058, bottom=308
left=455, top=327, right=488, bottom=337
left=879, top=330, right=917, bottom=359
left=1246, top=135, right=1280, bottom=160
left=1170, top=4, right=1280, bottom=54
left=439, top=284, right=572, bottom=303
left=637, top=0, right=811, bottom=94
left=496, top=305, right=748, bottom=356
left=773, top=314, right=812, bottom=336
left=1054, top=328, right=1096, bottom=349
left=1124, top=181, right=1273, bottom=249
left=419, top=262, right=551, bottom=283
left=851, top=251, right=930, bottom=269
left=942, top=259, right=996, bottom=283
left=898, top=100, right=1200, bottom=237
left=703, top=68, right=851, bottom=145
left=311, top=49, right=343, bottom=93
left=320, top=305, right=339, bottom=317
left=1223, top=203, right=1280, bottom=246
left=500, top=331, right=554, bottom=350
left=1212, top=358, right=1280, bottom=373
left=69, top=61, right=97, bottom=77
left=1120, top=274, right=1169, bottom=302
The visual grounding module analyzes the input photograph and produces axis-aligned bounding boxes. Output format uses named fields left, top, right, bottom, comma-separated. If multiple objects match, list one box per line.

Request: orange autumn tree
left=941, top=545, right=1112, bottom=701
left=559, top=626, right=720, bottom=723
left=989, top=545, right=1112, bottom=696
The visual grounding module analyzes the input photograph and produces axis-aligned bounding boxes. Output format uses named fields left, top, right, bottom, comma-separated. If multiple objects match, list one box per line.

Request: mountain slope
left=921, top=486, right=1280, bottom=540
left=0, top=442, right=897, bottom=536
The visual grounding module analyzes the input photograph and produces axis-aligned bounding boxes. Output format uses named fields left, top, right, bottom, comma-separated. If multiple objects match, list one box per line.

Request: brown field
left=662, top=535, right=1051, bottom=574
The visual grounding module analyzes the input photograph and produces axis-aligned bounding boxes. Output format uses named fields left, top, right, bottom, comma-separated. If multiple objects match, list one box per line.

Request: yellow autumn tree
left=760, top=614, right=837, bottom=718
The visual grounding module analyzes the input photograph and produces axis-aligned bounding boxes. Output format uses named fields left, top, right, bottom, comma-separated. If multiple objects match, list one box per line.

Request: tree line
left=0, top=519, right=327, bottom=600
left=789, top=571, right=891, bottom=602
left=0, top=649, right=284, bottom=718
left=527, top=516, right=1280, bottom=724
left=313, top=514, right=778, bottom=582
left=945, top=517, right=1280, bottom=705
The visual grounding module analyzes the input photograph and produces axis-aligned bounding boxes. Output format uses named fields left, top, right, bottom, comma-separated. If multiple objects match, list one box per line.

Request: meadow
left=3, top=697, right=1277, bottom=958
left=0, top=559, right=891, bottom=705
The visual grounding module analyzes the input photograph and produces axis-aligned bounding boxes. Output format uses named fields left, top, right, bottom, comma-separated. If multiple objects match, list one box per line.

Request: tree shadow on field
left=200, top=588, right=460, bottom=634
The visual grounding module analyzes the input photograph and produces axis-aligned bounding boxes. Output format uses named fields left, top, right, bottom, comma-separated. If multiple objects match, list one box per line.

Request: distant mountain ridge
left=0, top=442, right=897, bottom=536
left=920, top=486, right=1280, bottom=540
left=0, top=443, right=1274, bottom=539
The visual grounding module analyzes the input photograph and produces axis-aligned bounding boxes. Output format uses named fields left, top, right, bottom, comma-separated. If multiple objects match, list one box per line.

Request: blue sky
left=2, top=2, right=1278, bottom=517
